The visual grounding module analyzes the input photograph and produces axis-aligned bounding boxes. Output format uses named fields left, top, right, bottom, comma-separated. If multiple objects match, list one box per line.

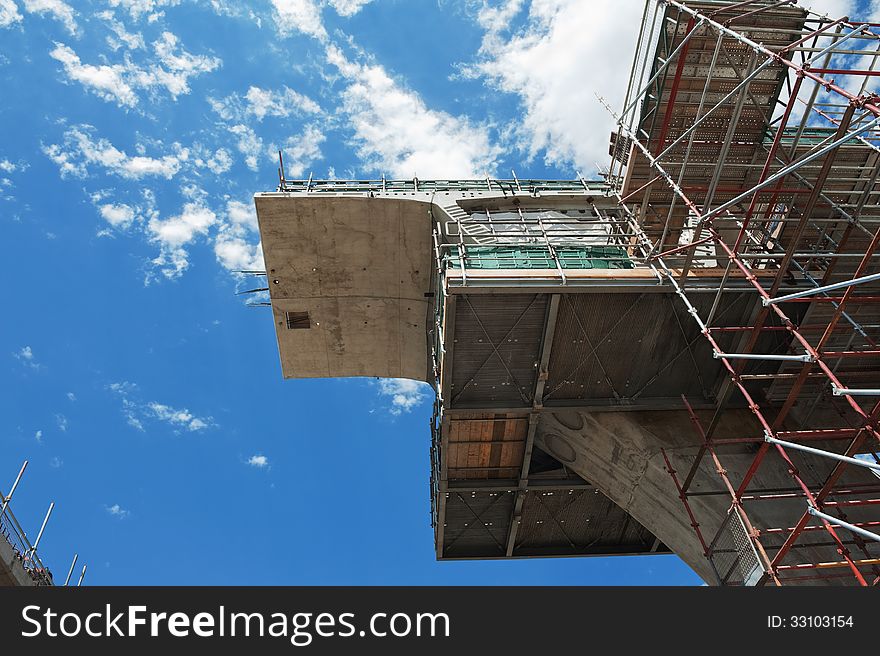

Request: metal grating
left=543, top=292, right=775, bottom=403
left=442, top=491, right=514, bottom=558
left=710, top=507, right=765, bottom=586
left=450, top=294, right=547, bottom=407
left=515, top=488, right=660, bottom=556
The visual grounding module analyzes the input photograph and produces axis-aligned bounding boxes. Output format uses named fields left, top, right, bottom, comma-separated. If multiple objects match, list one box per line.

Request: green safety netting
left=446, top=245, right=634, bottom=270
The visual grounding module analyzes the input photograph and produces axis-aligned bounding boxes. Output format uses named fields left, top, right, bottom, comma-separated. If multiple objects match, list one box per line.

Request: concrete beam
left=0, top=534, right=34, bottom=587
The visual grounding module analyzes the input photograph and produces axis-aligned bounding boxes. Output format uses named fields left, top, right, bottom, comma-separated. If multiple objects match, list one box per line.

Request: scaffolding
left=610, top=0, right=880, bottom=584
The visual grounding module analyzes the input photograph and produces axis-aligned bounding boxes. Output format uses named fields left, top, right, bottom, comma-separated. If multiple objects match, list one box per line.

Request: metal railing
left=1, top=461, right=85, bottom=586
left=274, top=176, right=611, bottom=195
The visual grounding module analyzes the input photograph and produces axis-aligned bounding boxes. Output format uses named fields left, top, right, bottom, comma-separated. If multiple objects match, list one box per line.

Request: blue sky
left=21, top=0, right=880, bottom=585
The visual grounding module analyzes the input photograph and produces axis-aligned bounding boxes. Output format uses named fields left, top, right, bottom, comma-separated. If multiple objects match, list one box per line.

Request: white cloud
left=0, top=158, right=18, bottom=172
left=227, top=198, right=258, bottom=231
left=108, top=381, right=213, bottom=432
left=209, top=87, right=322, bottom=173
left=132, top=31, right=221, bottom=99
left=192, top=146, right=233, bottom=174
left=13, top=345, right=40, bottom=369
left=22, top=0, right=76, bottom=34
left=209, top=85, right=321, bottom=123
left=272, top=0, right=327, bottom=40
left=475, top=0, right=525, bottom=40
left=124, top=403, right=145, bottom=431
left=148, top=201, right=215, bottom=247
left=376, top=378, right=430, bottom=415
left=467, top=0, right=642, bottom=174
left=282, top=124, right=325, bottom=176
left=105, top=503, right=130, bottom=519
left=800, top=0, right=854, bottom=17
left=98, top=11, right=146, bottom=50
left=147, top=201, right=216, bottom=279
left=66, top=391, right=76, bottom=401
left=328, top=0, right=371, bottom=16
left=50, top=43, right=138, bottom=107
left=55, top=414, right=68, bottom=432
left=49, top=456, right=63, bottom=468
left=90, top=184, right=250, bottom=280
left=271, top=0, right=373, bottom=34
left=34, top=429, right=42, bottom=443
left=147, top=402, right=211, bottom=431
left=108, top=381, right=138, bottom=395
left=466, top=0, right=873, bottom=175
left=0, top=1, right=22, bottom=29
left=49, top=33, right=219, bottom=108
left=99, top=202, right=137, bottom=229
left=108, top=0, right=180, bottom=20
left=208, top=148, right=233, bottom=174
left=229, top=124, right=265, bottom=171
left=43, top=125, right=183, bottom=179
left=206, top=1, right=261, bottom=24
left=214, top=235, right=264, bottom=272
left=327, top=45, right=501, bottom=177
left=214, top=199, right=264, bottom=272
left=247, top=85, right=321, bottom=120
left=247, top=454, right=269, bottom=468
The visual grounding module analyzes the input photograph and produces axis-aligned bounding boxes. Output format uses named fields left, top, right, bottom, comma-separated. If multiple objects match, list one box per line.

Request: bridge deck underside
left=435, top=289, right=880, bottom=582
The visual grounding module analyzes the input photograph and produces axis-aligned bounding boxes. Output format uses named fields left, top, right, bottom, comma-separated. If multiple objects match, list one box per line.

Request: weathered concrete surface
left=537, top=409, right=878, bottom=584
left=0, top=534, right=33, bottom=586
left=256, top=194, right=433, bottom=381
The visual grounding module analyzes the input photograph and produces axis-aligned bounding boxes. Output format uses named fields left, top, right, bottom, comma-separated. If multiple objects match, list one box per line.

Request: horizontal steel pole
left=832, top=384, right=880, bottom=397
left=713, top=352, right=813, bottom=362
left=765, top=435, right=880, bottom=472
left=764, top=272, right=880, bottom=305
left=808, top=507, right=880, bottom=544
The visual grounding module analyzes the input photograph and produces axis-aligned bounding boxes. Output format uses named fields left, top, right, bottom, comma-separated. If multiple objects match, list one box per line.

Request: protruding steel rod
left=808, top=507, right=880, bottom=544
left=64, top=554, right=78, bottom=586
left=0, top=460, right=27, bottom=523
left=77, top=564, right=87, bottom=586
left=30, top=501, right=54, bottom=557
left=764, top=272, right=880, bottom=306
left=713, top=352, right=813, bottom=362
left=765, top=435, right=880, bottom=472
left=832, top=385, right=880, bottom=397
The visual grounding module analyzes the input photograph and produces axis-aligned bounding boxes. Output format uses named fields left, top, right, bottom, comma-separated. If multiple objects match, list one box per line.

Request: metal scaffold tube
left=608, top=0, right=880, bottom=585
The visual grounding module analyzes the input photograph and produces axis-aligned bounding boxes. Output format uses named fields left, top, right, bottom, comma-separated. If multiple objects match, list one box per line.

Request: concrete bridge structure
left=254, top=0, right=880, bottom=585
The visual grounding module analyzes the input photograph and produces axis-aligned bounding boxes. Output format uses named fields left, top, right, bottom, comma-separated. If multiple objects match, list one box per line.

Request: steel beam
left=505, top=295, right=561, bottom=557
